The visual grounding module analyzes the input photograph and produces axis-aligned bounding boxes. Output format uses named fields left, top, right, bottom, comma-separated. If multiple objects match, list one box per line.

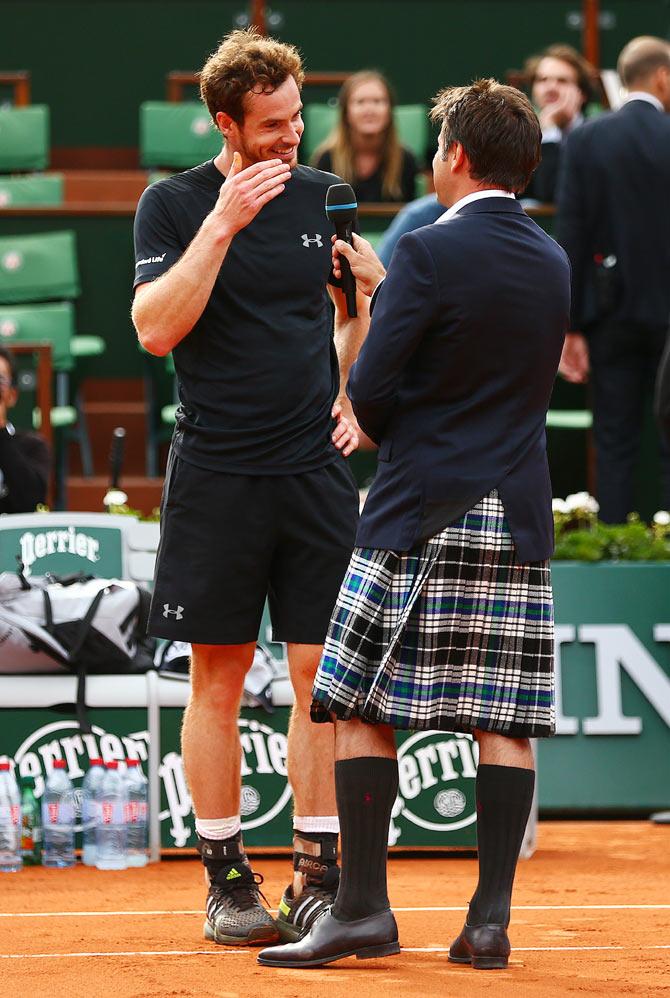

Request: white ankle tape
left=293, top=815, right=340, bottom=834
left=195, top=816, right=241, bottom=841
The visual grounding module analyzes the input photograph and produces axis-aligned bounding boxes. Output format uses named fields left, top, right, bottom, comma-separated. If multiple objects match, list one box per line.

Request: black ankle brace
left=293, top=830, right=338, bottom=883
left=197, top=832, right=245, bottom=874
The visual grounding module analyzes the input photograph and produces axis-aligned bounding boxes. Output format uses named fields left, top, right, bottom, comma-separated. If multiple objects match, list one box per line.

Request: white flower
left=565, top=491, right=598, bottom=514
left=552, top=498, right=569, bottom=514
left=653, top=510, right=670, bottom=526
left=103, top=489, right=128, bottom=507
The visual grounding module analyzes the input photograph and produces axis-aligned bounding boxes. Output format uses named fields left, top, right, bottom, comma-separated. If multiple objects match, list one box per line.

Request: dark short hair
left=524, top=44, right=597, bottom=104
left=0, top=345, right=17, bottom=386
left=430, top=78, right=541, bottom=193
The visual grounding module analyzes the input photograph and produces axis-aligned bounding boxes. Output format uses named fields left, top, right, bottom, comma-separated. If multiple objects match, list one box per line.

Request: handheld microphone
left=325, top=183, right=358, bottom=318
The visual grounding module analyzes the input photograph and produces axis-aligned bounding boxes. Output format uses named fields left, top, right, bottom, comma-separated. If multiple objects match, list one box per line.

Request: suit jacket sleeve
left=346, top=231, right=438, bottom=444
left=555, top=127, right=590, bottom=330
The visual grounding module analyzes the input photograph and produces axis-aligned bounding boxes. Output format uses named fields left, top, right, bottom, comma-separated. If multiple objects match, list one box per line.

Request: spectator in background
left=520, top=44, right=596, bottom=204
left=312, top=71, right=418, bottom=202
left=556, top=36, right=670, bottom=523
left=0, top=346, right=50, bottom=514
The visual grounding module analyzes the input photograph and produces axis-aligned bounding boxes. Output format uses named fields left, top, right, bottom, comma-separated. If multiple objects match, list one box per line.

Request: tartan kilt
left=311, top=490, right=556, bottom=737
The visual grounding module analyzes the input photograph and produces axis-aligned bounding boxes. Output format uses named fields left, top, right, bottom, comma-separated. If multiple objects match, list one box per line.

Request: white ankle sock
left=293, top=814, right=340, bottom=834
left=195, top=815, right=241, bottom=841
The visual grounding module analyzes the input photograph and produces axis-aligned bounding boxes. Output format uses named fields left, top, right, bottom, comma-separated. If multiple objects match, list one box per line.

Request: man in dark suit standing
left=556, top=36, right=670, bottom=523
left=259, top=79, right=570, bottom=971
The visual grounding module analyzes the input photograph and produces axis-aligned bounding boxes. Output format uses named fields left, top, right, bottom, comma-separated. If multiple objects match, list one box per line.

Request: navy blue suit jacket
left=347, top=197, right=571, bottom=561
left=556, top=100, right=670, bottom=331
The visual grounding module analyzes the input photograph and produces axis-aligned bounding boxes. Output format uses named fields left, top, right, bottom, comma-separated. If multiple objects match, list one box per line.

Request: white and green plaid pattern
left=311, top=491, right=555, bottom=737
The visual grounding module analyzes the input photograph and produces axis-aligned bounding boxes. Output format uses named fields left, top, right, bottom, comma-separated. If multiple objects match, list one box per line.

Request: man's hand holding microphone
left=331, top=232, right=387, bottom=299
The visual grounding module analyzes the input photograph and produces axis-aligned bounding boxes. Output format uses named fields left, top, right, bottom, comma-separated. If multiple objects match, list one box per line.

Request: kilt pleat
left=311, top=491, right=556, bottom=737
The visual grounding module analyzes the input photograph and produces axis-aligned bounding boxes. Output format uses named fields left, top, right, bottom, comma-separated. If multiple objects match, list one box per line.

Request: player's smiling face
left=228, top=75, right=304, bottom=169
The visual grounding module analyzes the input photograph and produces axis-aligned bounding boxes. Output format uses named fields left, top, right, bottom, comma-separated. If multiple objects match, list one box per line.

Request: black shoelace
left=212, top=870, right=270, bottom=911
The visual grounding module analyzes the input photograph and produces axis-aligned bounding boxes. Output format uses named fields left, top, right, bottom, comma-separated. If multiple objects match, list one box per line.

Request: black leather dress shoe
left=448, top=922, right=510, bottom=970
left=257, top=908, right=400, bottom=968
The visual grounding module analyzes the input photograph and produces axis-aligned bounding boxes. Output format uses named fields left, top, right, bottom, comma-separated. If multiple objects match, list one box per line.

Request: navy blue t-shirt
left=133, top=160, right=343, bottom=474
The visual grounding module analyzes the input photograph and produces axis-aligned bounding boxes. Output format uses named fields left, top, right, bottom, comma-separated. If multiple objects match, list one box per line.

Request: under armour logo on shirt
left=301, top=233, right=323, bottom=248
left=163, top=604, right=184, bottom=620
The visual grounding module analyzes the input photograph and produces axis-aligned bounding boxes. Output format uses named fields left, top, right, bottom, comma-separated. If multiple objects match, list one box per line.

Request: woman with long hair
left=312, top=71, right=418, bottom=202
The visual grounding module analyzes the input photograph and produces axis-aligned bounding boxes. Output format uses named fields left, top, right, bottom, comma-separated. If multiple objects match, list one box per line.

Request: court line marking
left=1, top=904, right=670, bottom=918
left=1, top=944, right=669, bottom=960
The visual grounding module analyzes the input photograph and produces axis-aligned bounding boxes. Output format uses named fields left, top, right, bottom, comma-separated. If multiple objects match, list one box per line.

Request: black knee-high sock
left=468, top=764, right=535, bottom=927
left=330, top=757, right=399, bottom=922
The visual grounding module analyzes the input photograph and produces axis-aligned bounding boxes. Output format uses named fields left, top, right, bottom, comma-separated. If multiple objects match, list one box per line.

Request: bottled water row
left=0, top=757, right=149, bottom=872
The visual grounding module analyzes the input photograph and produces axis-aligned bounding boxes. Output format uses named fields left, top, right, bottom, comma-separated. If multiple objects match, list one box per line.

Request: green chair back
left=0, top=106, right=50, bottom=171
left=301, top=103, right=429, bottom=168
left=0, top=231, right=80, bottom=304
left=0, top=173, right=63, bottom=208
left=394, top=105, right=428, bottom=165
left=301, top=104, right=337, bottom=164
left=139, top=102, right=221, bottom=168
left=0, top=301, right=75, bottom=371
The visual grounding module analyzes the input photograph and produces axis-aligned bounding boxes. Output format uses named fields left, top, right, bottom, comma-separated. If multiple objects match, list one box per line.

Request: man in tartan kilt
left=259, top=79, right=570, bottom=970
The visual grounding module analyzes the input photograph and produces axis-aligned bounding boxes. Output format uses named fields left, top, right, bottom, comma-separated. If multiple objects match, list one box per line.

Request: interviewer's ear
left=450, top=141, right=466, bottom=173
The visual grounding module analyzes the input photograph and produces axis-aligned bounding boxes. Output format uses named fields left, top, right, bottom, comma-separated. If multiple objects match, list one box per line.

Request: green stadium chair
left=394, top=105, right=429, bottom=165
left=139, top=102, right=221, bottom=169
left=0, top=231, right=79, bottom=303
left=301, top=104, right=337, bottom=164
left=301, top=103, right=429, bottom=171
left=0, top=233, right=108, bottom=502
left=0, top=301, right=96, bottom=501
left=0, top=106, right=49, bottom=171
left=0, top=301, right=76, bottom=372
left=0, top=173, right=63, bottom=207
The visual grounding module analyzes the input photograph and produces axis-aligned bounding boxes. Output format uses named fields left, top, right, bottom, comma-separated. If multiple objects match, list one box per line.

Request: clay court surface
left=1, top=822, right=668, bottom=998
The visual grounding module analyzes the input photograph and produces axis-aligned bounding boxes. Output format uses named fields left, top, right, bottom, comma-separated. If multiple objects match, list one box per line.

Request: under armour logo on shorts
left=163, top=604, right=184, bottom=620
left=301, top=233, right=323, bottom=248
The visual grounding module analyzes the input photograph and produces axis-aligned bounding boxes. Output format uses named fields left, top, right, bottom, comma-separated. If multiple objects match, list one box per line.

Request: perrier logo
left=19, top=527, right=100, bottom=577
left=391, top=731, right=479, bottom=845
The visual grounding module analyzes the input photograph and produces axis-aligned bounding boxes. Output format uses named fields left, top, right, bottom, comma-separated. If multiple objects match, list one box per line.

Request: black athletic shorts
left=148, top=453, right=359, bottom=645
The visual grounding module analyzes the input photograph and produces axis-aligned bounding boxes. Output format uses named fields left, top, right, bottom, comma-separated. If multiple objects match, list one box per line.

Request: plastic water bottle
left=124, top=759, right=149, bottom=868
left=20, top=776, right=42, bottom=866
left=42, top=760, right=75, bottom=868
left=81, top=759, right=106, bottom=867
left=96, top=761, right=128, bottom=870
left=0, top=761, right=22, bottom=873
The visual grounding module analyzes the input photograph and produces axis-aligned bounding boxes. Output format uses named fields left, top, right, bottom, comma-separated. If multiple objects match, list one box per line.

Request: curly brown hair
left=200, top=28, right=305, bottom=124
left=523, top=44, right=597, bottom=104
left=431, top=78, right=541, bottom=194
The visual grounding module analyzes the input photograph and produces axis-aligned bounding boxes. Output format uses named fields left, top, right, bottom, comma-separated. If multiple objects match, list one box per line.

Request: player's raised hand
left=208, top=152, right=291, bottom=240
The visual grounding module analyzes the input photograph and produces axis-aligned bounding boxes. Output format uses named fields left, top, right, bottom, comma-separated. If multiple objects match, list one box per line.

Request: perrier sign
left=4, top=707, right=478, bottom=849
